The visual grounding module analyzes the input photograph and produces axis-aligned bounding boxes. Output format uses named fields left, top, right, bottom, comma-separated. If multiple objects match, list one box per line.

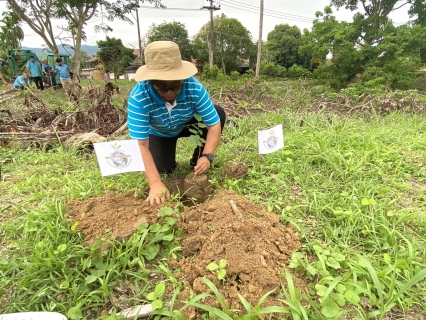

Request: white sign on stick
left=257, top=124, right=284, bottom=155
left=93, top=140, right=145, bottom=176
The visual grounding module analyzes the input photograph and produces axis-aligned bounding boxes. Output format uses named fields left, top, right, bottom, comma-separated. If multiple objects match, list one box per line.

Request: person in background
left=13, top=73, right=31, bottom=90
left=0, top=61, right=8, bottom=86
left=53, top=58, right=73, bottom=98
left=41, top=59, right=57, bottom=89
left=25, top=56, right=44, bottom=90
left=128, top=41, right=226, bottom=205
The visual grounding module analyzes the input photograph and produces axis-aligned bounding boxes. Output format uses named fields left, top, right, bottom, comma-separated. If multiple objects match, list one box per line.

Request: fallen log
left=0, top=131, right=74, bottom=149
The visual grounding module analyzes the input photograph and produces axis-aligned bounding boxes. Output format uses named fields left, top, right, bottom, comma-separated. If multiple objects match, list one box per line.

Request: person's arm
left=25, top=62, right=31, bottom=77
left=192, top=82, right=222, bottom=175
left=138, top=140, right=170, bottom=204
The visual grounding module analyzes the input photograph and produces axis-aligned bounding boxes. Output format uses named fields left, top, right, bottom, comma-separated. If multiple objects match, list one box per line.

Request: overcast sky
left=0, top=0, right=411, bottom=49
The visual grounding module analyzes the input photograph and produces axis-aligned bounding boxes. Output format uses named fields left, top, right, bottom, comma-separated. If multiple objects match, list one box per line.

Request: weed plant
left=1, top=79, right=426, bottom=319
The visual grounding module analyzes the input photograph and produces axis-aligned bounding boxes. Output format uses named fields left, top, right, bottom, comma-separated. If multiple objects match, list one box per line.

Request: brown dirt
left=171, top=190, right=306, bottom=318
left=224, top=161, right=249, bottom=179
left=66, top=194, right=160, bottom=244
left=183, top=173, right=214, bottom=203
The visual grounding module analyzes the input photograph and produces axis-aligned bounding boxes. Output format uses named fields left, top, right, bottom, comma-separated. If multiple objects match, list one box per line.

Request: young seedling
left=207, top=259, right=227, bottom=280
left=146, top=282, right=166, bottom=310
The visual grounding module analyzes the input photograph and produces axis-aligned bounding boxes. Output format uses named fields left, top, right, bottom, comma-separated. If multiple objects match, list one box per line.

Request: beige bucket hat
left=135, top=41, right=197, bottom=81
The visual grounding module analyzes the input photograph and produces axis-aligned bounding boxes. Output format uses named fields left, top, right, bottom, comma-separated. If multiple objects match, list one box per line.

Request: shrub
left=287, top=64, right=311, bottom=78
left=260, top=62, right=287, bottom=78
left=202, top=64, right=220, bottom=80
left=230, top=71, right=240, bottom=81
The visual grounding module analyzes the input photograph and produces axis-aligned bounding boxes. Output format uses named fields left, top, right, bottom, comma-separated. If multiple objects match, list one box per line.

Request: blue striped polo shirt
left=127, top=76, right=220, bottom=140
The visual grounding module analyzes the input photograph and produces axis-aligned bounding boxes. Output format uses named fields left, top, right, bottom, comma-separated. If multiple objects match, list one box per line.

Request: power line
left=220, top=1, right=316, bottom=23
left=221, top=0, right=315, bottom=21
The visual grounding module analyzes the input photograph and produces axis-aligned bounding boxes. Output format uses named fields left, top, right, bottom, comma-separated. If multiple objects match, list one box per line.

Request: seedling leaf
left=207, top=262, right=219, bottom=271
left=219, top=259, right=227, bottom=269
left=151, top=299, right=163, bottom=310
left=154, top=283, right=166, bottom=298
left=321, top=298, right=340, bottom=318
left=218, top=269, right=226, bottom=280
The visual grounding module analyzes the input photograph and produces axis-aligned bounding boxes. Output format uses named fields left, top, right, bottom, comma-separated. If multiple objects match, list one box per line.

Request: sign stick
left=102, top=176, right=108, bottom=196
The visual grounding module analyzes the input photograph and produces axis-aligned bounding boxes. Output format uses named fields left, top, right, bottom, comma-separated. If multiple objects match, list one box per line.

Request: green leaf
left=158, top=207, right=174, bottom=217
left=150, top=223, right=161, bottom=232
left=306, top=264, right=318, bottom=275
left=331, top=293, right=346, bottom=306
left=326, top=257, right=341, bottom=269
left=85, top=275, right=97, bottom=284
left=369, top=198, right=377, bottom=205
left=163, top=217, right=177, bottom=225
left=71, top=222, right=78, bottom=231
left=151, top=299, right=163, bottom=310
left=321, top=298, right=340, bottom=318
left=344, top=290, right=361, bottom=304
left=217, top=269, right=226, bottom=280
left=361, top=198, right=370, bottom=206
left=141, top=243, right=160, bottom=260
left=56, top=244, right=67, bottom=253
left=194, top=113, right=202, bottom=121
left=332, top=252, right=346, bottom=262
left=315, top=284, right=327, bottom=297
left=387, top=210, right=395, bottom=217
left=219, top=259, right=227, bottom=269
left=383, top=253, right=391, bottom=264
left=207, top=262, right=219, bottom=271
left=147, top=292, right=156, bottom=300
left=91, top=268, right=106, bottom=278
left=336, top=284, right=346, bottom=294
left=313, top=245, right=323, bottom=253
left=60, top=281, right=70, bottom=289
left=161, top=234, right=174, bottom=241
left=67, top=306, right=83, bottom=320
left=154, top=282, right=166, bottom=298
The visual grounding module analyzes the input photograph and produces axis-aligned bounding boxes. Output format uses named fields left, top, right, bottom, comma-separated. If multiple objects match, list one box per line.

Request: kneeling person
left=128, top=41, right=226, bottom=205
left=13, top=73, right=31, bottom=90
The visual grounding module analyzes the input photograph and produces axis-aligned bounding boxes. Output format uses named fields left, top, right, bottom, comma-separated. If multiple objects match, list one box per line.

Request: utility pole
left=202, top=0, right=220, bottom=68
left=136, top=7, right=143, bottom=64
left=255, top=0, right=264, bottom=77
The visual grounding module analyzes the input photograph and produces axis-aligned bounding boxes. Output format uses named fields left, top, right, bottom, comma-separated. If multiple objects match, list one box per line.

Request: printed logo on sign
left=263, top=129, right=279, bottom=150
left=105, top=143, right=132, bottom=169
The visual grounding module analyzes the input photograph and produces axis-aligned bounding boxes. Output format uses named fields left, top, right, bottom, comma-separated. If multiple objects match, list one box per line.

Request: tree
left=7, top=0, right=162, bottom=82
left=0, top=9, right=24, bottom=49
left=6, top=0, right=61, bottom=57
left=265, top=24, right=310, bottom=69
left=192, top=14, right=255, bottom=73
left=145, top=21, right=192, bottom=61
left=300, top=7, right=426, bottom=89
left=97, top=37, right=136, bottom=80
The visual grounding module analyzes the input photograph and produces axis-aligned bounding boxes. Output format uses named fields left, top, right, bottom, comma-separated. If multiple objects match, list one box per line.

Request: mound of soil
left=171, top=190, right=306, bottom=317
left=224, top=161, right=249, bottom=179
left=66, top=194, right=160, bottom=244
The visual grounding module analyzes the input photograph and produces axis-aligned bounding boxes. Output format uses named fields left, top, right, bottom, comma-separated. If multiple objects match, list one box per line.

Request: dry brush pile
left=0, top=82, right=126, bottom=136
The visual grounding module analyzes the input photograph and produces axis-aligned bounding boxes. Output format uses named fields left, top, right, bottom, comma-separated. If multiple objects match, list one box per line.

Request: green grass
left=1, top=79, right=426, bottom=319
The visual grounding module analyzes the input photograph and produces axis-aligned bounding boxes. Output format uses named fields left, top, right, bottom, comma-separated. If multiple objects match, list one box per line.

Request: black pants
left=31, top=76, right=44, bottom=90
left=149, top=105, right=226, bottom=174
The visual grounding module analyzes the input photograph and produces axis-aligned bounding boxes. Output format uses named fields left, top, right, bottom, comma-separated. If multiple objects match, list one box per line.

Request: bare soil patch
left=172, top=190, right=306, bottom=317
left=66, top=194, right=160, bottom=244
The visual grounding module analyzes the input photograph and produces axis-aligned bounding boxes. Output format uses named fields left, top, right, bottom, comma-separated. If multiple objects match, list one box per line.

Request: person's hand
left=146, top=181, right=170, bottom=205
left=194, top=156, right=211, bottom=175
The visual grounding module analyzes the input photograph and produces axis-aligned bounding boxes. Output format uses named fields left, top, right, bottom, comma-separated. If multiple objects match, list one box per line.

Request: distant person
left=104, top=70, right=110, bottom=84
left=13, top=73, right=31, bottom=90
left=0, top=61, right=8, bottom=86
left=41, top=59, right=57, bottom=89
left=26, top=56, right=44, bottom=90
left=54, top=58, right=73, bottom=98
